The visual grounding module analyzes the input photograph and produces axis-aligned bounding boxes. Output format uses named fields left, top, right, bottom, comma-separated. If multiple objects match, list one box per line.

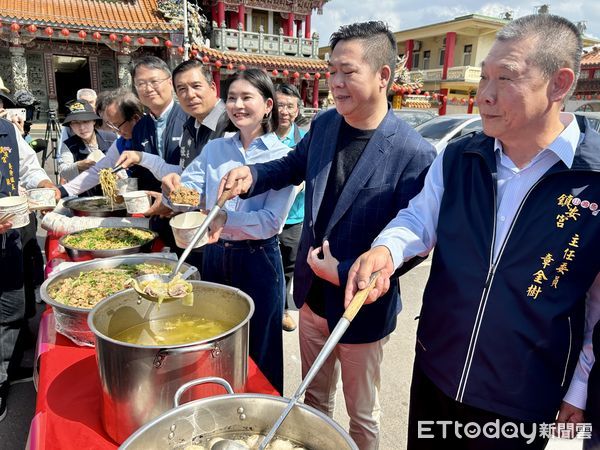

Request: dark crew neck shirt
left=306, top=119, right=375, bottom=317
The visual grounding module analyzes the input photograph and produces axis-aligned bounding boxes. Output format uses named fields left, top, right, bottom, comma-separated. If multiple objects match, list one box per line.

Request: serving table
left=27, top=310, right=278, bottom=450
left=29, top=232, right=278, bottom=449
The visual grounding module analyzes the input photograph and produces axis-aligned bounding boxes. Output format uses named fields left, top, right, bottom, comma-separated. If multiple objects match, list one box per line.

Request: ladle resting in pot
left=130, top=187, right=236, bottom=303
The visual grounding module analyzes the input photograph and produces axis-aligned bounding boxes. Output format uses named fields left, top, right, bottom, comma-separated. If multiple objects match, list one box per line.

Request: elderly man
left=274, top=83, right=306, bottom=332
left=347, top=14, right=600, bottom=450
left=0, top=117, right=58, bottom=422
left=219, top=21, right=435, bottom=449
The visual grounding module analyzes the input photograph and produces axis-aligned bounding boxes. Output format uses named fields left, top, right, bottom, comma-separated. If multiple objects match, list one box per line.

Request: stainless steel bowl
left=40, top=254, right=200, bottom=347
left=64, top=196, right=127, bottom=217
left=59, top=226, right=157, bottom=261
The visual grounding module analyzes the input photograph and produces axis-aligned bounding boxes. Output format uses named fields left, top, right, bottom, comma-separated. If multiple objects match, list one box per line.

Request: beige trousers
left=299, top=303, right=389, bottom=450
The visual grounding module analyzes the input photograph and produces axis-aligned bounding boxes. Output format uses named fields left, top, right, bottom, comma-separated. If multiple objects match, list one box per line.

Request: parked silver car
left=415, top=114, right=483, bottom=153
left=393, top=109, right=437, bottom=128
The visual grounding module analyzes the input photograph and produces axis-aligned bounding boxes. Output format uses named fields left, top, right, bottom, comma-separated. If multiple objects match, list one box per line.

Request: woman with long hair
left=172, top=69, right=295, bottom=393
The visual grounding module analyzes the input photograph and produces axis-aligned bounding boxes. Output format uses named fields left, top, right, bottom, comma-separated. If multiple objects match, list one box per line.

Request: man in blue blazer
left=220, top=21, right=436, bottom=449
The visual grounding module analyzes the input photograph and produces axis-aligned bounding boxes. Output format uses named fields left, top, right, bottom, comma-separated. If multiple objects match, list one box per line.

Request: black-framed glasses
left=106, top=118, right=128, bottom=132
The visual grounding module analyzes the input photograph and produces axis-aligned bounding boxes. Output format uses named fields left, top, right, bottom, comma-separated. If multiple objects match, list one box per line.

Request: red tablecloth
left=29, top=310, right=278, bottom=450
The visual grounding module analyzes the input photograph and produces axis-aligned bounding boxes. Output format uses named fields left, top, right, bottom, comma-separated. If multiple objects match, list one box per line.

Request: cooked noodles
left=99, top=168, right=118, bottom=209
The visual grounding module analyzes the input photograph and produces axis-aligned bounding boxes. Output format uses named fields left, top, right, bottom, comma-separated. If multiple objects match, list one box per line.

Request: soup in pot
left=111, top=314, right=237, bottom=345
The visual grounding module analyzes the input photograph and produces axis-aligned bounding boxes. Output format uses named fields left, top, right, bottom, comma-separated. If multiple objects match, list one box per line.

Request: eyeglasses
left=106, top=118, right=129, bottom=132
left=278, top=103, right=298, bottom=112
left=134, top=77, right=170, bottom=90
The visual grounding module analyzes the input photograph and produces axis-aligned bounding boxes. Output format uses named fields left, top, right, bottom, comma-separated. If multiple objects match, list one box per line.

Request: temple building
left=0, top=0, right=329, bottom=117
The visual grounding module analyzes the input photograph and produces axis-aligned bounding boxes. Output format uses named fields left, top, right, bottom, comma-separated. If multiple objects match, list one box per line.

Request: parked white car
left=415, top=114, right=482, bottom=153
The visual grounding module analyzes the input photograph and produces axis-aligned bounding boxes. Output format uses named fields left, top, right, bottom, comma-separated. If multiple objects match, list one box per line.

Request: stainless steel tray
left=59, top=226, right=157, bottom=261
left=63, top=196, right=127, bottom=217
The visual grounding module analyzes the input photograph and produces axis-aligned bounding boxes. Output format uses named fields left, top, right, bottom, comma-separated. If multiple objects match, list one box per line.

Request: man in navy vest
left=126, top=56, right=187, bottom=196
left=0, top=118, right=58, bottom=422
left=348, top=14, right=600, bottom=449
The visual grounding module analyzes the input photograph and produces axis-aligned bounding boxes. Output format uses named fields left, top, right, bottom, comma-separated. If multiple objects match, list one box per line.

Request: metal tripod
left=41, top=109, right=62, bottom=183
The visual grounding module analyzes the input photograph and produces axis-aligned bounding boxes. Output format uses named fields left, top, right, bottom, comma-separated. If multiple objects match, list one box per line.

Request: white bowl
left=88, top=149, right=105, bottom=163
left=26, top=188, right=56, bottom=210
left=122, top=190, right=151, bottom=214
left=116, top=177, right=138, bottom=195
left=0, top=196, right=30, bottom=228
left=169, top=211, right=209, bottom=249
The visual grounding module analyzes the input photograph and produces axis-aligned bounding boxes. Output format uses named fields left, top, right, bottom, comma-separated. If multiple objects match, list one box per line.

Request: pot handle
left=174, top=377, right=234, bottom=407
left=153, top=342, right=219, bottom=368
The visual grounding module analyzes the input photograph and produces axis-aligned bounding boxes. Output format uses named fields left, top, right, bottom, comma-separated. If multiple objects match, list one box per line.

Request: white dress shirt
left=14, top=123, right=51, bottom=189
left=373, top=113, right=599, bottom=410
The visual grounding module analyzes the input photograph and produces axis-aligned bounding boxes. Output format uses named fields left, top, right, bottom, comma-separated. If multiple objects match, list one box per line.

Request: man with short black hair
left=220, top=21, right=436, bottom=449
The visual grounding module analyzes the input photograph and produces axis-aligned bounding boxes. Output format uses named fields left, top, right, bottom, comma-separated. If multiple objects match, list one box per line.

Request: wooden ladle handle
left=343, top=271, right=381, bottom=322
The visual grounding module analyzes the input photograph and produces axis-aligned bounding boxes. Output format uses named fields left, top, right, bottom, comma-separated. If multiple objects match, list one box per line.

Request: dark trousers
left=408, top=364, right=549, bottom=450
left=202, top=236, right=284, bottom=394
left=278, top=222, right=302, bottom=310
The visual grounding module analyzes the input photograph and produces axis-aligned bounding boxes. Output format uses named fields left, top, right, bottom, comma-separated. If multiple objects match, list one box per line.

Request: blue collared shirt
left=179, top=132, right=295, bottom=241
left=278, top=124, right=306, bottom=225
left=373, top=112, right=598, bottom=410
left=153, top=100, right=174, bottom=158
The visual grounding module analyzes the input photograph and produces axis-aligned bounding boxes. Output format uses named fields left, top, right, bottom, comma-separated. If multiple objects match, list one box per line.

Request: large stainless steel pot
left=120, top=378, right=358, bottom=450
left=40, top=254, right=200, bottom=347
left=88, top=281, right=254, bottom=444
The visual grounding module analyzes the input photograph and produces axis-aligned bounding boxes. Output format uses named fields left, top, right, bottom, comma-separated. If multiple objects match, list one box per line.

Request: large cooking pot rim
left=87, top=280, right=255, bottom=349
left=121, top=392, right=356, bottom=449
left=39, top=254, right=197, bottom=313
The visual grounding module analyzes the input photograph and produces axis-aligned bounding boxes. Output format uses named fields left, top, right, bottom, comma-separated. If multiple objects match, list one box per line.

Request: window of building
left=412, top=51, right=420, bottom=69
left=439, top=48, right=446, bottom=66
left=594, top=70, right=600, bottom=79
left=463, top=44, right=473, bottom=66
left=423, top=50, right=431, bottom=70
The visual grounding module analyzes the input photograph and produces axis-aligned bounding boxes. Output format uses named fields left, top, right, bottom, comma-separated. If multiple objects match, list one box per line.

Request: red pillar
left=405, top=40, right=414, bottom=70
left=217, top=1, right=225, bottom=27
left=442, top=32, right=457, bottom=80
left=230, top=13, right=239, bottom=30
left=467, top=94, right=474, bottom=114
left=211, top=4, right=218, bottom=24
left=439, top=88, right=449, bottom=116
left=312, top=77, right=319, bottom=108
left=238, top=4, right=245, bottom=31
left=305, top=14, right=311, bottom=38
left=295, top=20, right=302, bottom=37
left=287, top=13, right=295, bottom=37
left=213, top=70, right=221, bottom=98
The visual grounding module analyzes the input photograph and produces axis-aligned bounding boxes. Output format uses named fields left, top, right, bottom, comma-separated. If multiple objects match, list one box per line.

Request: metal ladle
left=211, top=271, right=381, bottom=450
left=131, top=187, right=235, bottom=303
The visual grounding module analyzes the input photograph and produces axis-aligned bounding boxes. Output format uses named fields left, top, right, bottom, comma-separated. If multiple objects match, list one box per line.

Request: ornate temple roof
left=0, top=0, right=179, bottom=33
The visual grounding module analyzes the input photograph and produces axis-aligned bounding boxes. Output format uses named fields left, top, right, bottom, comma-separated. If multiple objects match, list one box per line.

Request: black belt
left=217, top=235, right=277, bottom=248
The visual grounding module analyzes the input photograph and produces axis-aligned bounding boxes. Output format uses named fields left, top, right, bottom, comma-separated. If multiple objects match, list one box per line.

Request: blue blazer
left=249, top=108, right=436, bottom=343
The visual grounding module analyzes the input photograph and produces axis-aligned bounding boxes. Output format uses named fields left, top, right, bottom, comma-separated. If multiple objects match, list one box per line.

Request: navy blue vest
left=417, top=119, right=600, bottom=422
left=129, top=103, right=187, bottom=191
left=0, top=119, right=24, bottom=291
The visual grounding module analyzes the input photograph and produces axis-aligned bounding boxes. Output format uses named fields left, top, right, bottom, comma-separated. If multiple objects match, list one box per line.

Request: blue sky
left=312, top=1, right=600, bottom=46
